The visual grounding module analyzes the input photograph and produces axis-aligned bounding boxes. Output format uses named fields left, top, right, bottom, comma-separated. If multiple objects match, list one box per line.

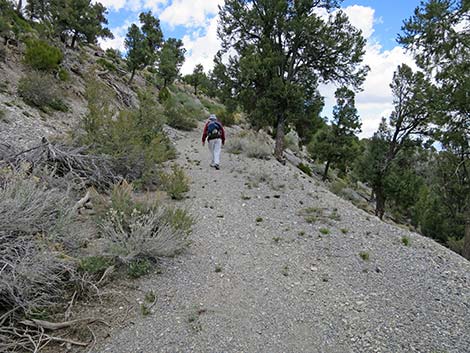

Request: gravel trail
left=98, top=125, right=470, bottom=353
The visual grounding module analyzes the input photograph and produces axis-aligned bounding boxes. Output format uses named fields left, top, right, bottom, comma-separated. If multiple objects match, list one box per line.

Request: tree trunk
left=128, top=68, right=136, bottom=84
left=274, top=115, right=286, bottom=163
left=462, top=211, right=470, bottom=260
left=374, top=185, right=386, bottom=220
left=71, top=32, right=78, bottom=48
left=322, top=160, right=331, bottom=181
left=16, top=0, right=22, bottom=14
left=194, top=84, right=198, bottom=96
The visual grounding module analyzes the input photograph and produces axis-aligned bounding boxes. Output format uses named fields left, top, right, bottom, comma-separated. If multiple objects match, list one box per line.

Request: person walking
left=202, top=114, right=225, bottom=170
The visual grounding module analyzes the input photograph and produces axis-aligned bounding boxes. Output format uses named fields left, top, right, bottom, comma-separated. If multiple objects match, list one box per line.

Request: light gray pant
left=208, top=138, right=222, bottom=165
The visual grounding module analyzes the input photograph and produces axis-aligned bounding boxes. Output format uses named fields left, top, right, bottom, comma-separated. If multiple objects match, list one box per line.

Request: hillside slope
left=97, top=123, right=470, bottom=353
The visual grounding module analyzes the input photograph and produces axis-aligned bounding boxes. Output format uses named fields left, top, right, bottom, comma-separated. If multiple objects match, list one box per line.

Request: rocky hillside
left=1, top=40, right=469, bottom=353
left=95, top=124, right=470, bottom=353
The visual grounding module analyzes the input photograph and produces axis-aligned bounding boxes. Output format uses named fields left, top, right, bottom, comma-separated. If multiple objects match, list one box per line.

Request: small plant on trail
left=127, top=258, right=152, bottom=278
left=359, top=251, right=370, bottom=261
left=159, top=165, right=190, bottom=200
left=401, top=236, right=410, bottom=246
left=341, top=228, right=349, bottom=234
left=79, top=256, right=113, bottom=276
left=319, top=227, right=330, bottom=235
left=297, top=163, right=312, bottom=177
left=214, top=264, right=223, bottom=273
left=256, top=217, right=263, bottom=223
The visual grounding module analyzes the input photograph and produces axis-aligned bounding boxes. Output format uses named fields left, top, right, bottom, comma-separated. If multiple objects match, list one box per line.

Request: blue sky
left=98, top=0, right=423, bottom=137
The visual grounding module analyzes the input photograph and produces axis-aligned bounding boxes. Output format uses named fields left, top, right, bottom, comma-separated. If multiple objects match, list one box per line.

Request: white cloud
left=180, top=15, right=220, bottom=75
left=342, top=5, right=375, bottom=39
left=95, top=0, right=128, bottom=11
left=159, top=0, right=223, bottom=27
left=320, top=5, right=417, bottom=137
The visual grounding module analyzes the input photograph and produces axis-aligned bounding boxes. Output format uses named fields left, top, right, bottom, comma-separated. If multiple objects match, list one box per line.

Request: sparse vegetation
left=159, top=165, right=190, bottom=200
left=297, top=163, right=312, bottom=177
left=226, top=131, right=272, bottom=159
left=359, top=251, right=370, bottom=261
left=18, top=71, right=68, bottom=112
left=299, top=207, right=323, bottom=224
left=401, top=236, right=410, bottom=246
left=98, top=182, right=193, bottom=263
left=127, top=258, right=152, bottom=278
left=215, top=264, right=223, bottom=272
left=256, top=217, right=263, bottom=223
left=319, top=227, right=330, bottom=235
left=23, top=39, right=62, bottom=72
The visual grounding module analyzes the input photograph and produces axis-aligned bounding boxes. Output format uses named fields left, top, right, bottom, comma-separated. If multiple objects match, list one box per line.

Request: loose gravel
left=97, top=124, right=470, bottom=353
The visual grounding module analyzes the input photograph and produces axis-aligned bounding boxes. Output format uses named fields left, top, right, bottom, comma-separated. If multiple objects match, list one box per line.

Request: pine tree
left=157, top=38, right=185, bottom=88
left=218, top=0, right=368, bottom=161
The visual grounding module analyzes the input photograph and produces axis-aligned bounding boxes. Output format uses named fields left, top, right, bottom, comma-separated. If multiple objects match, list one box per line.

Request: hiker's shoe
left=215, top=164, right=220, bottom=170
left=210, top=163, right=216, bottom=167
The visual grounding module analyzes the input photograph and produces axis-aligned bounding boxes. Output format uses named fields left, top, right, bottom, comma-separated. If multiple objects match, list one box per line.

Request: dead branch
left=20, top=317, right=97, bottom=331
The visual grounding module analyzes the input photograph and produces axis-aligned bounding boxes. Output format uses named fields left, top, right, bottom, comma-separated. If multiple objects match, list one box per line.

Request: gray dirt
left=97, top=124, right=470, bottom=353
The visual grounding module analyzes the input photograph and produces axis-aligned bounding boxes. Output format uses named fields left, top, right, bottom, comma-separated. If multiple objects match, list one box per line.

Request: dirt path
left=98, top=124, right=470, bottom=353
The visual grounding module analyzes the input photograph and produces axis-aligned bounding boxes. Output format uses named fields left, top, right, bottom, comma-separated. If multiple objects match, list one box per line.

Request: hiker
left=202, top=114, right=225, bottom=170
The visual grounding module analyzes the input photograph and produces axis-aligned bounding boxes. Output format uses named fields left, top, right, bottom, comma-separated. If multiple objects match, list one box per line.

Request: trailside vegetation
left=218, top=0, right=368, bottom=161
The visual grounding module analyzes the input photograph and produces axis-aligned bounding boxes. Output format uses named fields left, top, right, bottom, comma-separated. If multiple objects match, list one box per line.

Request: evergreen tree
left=157, top=38, right=185, bottom=88
left=355, top=64, right=432, bottom=219
left=309, top=87, right=361, bottom=180
left=186, top=64, right=205, bottom=96
left=400, top=0, right=470, bottom=258
left=125, top=11, right=163, bottom=84
left=218, top=0, right=368, bottom=161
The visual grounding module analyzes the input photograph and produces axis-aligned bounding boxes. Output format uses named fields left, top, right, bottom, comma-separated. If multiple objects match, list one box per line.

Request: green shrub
left=401, top=236, right=410, bottom=246
left=96, top=58, right=117, bottom=72
left=447, top=236, right=464, bottom=255
left=0, top=109, right=6, bottom=122
left=58, top=68, right=69, bottom=81
left=79, top=256, right=113, bottom=275
left=24, top=39, right=62, bottom=72
left=329, top=179, right=348, bottom=196
left=159, top=165, right=190, bottom=200
left=18, top=71, right=68, bottom=112
left=127, top=258, right=152, bottom=278
left=226, top=131, right=272, bottom=160
left=105, top=48, right=122, bottom=62
left=158, top=86, right=171, bottom=102
left=216, top=110, right=235, bottom=127
left=284, top=130, right=300, bottom=152
left=164, top=102, right=198, bottom=130
left=319, top=227, right=330, bottom=235
left=359, top=251, right=370, bottom=261
left=298, top=163, right=312, bottom=177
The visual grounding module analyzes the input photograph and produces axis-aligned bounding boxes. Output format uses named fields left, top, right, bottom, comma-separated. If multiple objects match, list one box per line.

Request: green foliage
left=158, top=86, right=170, bottom=102
left=256, top=217, right=263, bottom=223
left=309, top=87, right=361, bottom=180
left=297, top=163, right=312, bottom=177
left=163, top=91, right=202, bottom=130
left=401, top=236, right=410, bottom=246
left=216, top=110, right=235, bottom=127
left=185, top=63, right=206, bottom=96
left=319, top=228, right=330, bottom=235
left=400, top=0, right=470, bottom=259
left=82, top=79, right=174, bottom=184
left=157, top=37, right=185, bottom=87
left=125, top=11, right=163, bottom=83
left=98, top=182, right=193, bottom=261
left=0, top=109, right=5, bottom=122
left=58, top=68, right=69, bottom=81
left=225, top=131, right=272, bottom=159
left=127, top=258, right=152, bottom=278
left=359, top=251, right=370, bottom=261
left=24, top=39, right=62, bottom=72
left=218, top=0, right=368, bottom=158
left=96, top=58, right=117, bottom=72
left=159, top=165, right=190, bottom=200
left=18, top=71, right=68, bottom=112
left=79, top=256, right=112, bottom=275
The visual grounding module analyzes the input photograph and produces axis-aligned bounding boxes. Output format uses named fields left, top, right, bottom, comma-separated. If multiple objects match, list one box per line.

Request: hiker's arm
left=202, top=123, right=208, bottom=145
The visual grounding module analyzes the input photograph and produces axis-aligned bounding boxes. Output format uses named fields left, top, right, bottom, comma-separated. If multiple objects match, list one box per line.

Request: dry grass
left=225, top=130, right=272, bottom=160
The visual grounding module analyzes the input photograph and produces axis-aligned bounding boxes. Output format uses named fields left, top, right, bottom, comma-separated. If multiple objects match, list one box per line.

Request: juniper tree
left=157, top=38, right=185, bottom=88
left=309, top=87, right=361, bottom=180
left=356, top=64, right=433, bottom=219
left=125, top=11, right=163, bottom=83
left=218, top=0, right=368, bottom=161
left=400, top=0, right=470, bottom=258
left=186, top=64, right=206, bottom=96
